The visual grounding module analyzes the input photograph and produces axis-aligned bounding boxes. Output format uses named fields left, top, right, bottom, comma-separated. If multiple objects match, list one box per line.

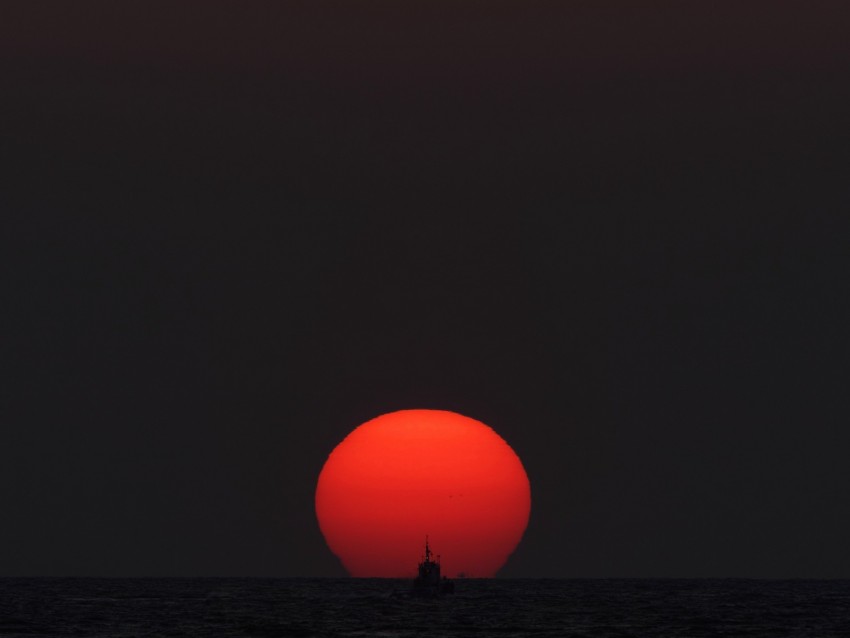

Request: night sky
left=2, top=1, right=849, bottom=578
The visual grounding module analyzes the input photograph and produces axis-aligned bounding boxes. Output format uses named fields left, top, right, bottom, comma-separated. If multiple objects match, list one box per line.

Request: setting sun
left=315, top=409, right=531, bottom=577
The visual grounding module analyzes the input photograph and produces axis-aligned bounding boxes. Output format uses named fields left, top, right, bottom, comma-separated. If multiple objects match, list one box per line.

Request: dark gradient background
left=1, top=1, right=848, bottom=578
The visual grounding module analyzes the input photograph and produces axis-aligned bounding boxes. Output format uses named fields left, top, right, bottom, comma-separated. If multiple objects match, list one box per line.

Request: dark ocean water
left=2, top=578, right=849, bottom=637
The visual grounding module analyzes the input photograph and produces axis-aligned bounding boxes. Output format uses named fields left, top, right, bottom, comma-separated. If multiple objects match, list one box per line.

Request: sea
left=2, top=578, right=849, bottom=637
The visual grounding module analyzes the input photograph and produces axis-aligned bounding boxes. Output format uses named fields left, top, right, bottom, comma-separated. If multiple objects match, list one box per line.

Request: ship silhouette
left=412, top=536, right=454, bottom=596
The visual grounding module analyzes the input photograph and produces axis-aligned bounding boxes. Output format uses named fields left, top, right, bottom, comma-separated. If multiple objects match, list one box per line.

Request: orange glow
left=315, top=409, right=531, bottom=577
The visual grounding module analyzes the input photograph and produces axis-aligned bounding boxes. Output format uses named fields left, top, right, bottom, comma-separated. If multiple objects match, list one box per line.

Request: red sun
left=315, top=409, right=531, bottom=577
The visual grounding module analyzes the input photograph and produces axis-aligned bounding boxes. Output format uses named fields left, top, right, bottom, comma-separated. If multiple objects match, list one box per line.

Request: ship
left=412, top=536, right=454, bottom=596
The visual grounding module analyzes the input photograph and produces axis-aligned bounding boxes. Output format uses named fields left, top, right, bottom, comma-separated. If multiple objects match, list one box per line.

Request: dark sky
left=1, top=1, right=849, bottom=577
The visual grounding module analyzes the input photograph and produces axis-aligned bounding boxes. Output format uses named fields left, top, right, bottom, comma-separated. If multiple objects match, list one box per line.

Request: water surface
left=2, top=578, right=849, bottom=637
